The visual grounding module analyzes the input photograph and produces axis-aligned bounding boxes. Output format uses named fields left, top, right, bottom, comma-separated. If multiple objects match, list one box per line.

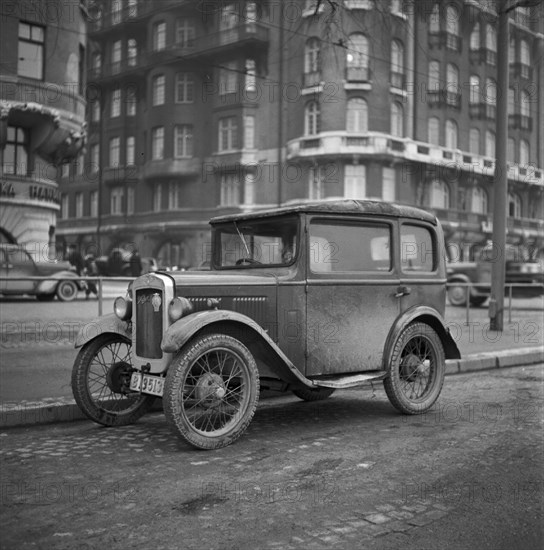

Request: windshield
left=214, top=216, right=299, bottom=269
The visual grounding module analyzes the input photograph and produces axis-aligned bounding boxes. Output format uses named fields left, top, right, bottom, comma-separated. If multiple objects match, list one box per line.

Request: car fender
left=75, top=313, right=132, bottom=348
left=382, top=306, right=461, bottom=368
left=36, top=270, right=85, bottom=294
left=162, top=310, right=316, bottom=387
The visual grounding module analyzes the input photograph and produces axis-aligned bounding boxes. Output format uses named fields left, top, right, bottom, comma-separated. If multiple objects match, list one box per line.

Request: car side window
left=401, top=224, right=435, bottom=272
left=7, top=248, right=34, bottom=267
left=309, top=221, right=391, bottom=273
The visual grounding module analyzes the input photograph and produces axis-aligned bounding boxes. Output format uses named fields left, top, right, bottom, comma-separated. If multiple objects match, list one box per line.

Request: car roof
left=210, top=199, right=437, bottom=225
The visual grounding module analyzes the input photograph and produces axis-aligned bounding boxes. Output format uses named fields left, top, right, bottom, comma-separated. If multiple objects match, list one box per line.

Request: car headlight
left=168, top=297, right=193, bottom=322
left=114, top=296, right=132, bottom=320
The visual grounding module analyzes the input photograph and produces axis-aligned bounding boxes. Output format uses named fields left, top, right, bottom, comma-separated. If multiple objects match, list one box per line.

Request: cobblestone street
left=1, top=365, right=543, bottom=549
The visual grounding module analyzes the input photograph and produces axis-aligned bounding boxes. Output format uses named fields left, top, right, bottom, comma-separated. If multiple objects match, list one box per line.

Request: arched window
left=469, top=128, right=480, bottom=155
left=508, top=193, right=522, bottom=218
left=469, top=75, right=480, bottom=104
left=507, top=137, right=516, bottom=163
left=471, top=187, right=488, bottom=214
left=429, top=4, right=440, bottom=33
left=346, top=98, right=368, bottom=133
left=391, top=40, right=404, bottom=73
left=470, top=23, right=480, bottom=50
left=509, top=37, right=516, bottom=62
left=445, top=119, right=457, bottom=149
left=485, top=130, right=495, bottom=158
left=127, top=39, right=137, bottom=66
left=304, top=37, right=320, bottom=73
left=429, top=180, right=450, bottom=209
left=520, top=39, right=530, bottom=66
left=446, top=63, right=459, bottom=103
left=520, top=140, right=530, bottom=166
left=347, top=33, right=369, bottom=80
left=486, top=24, right=497, bottom=52
left=428, top=60, right=440, bottom=90
left=391, top=102, right=403, bottom=137
left=446, top=5, right=459, bottom=36
left=428, top=117, right=439, bottom=145
left=305, top=101, right=320, bottom=135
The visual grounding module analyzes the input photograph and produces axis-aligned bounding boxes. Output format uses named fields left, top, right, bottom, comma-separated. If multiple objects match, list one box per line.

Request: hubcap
left=195, top=373, right=227, bottom=408
left=106, top=361, right=132, bottom=393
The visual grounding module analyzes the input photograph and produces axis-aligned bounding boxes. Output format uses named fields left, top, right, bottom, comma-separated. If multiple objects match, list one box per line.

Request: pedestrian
left=130, top=248, right=142, bottom=277
left=66, top=244, right=84, bottom=275
left=83, top=254, right=99, bottom=300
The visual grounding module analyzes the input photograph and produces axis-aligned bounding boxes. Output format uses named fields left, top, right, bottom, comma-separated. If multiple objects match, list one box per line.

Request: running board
left=312, top=371, right=387, bottom=389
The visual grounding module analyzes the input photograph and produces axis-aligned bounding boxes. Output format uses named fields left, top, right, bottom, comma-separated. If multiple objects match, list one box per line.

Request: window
left=507, top=138, right=515, bottom=163
left=469, top=128, right=480, bottom=155
left=168, top=182, right=179, bottom=209
left=428, top=117, right=439, bottom=145
left=382, top=167, right=396, bottom=202
left=126, top=87, right=136, bottom=116
left=245, top=59, right=256, bottom=92
left=18, top=22, right=44, bottom=79
left=111, top=88, right=121, bottom=117
left=127, top=0, right=138, bottom=18
left=61, top=195, right=69, bottom=219
left=127, top=39, right=137, bottom=66
left=126, top=136, right=135, bottom=166
left=109, top=137, right=120, bottom=167
left=344, top=165, right=366, bottom=198
left=446, top=63, right=458, bottom=93
left=520, top=39, right=530, bottom=66
left=485, top=131, right=495, bottom=158
left=111, top=40, right=122, bottom=74
left=469, top=75, right=480, bottom=104
left=305, top=101, right=320, bottom=135
left=127, top=188, right=135, bottom=215
left=218, top=117, right=238, bottom=151
left=508, top=88, right=515, bottom=115
left=220, top=173, right=240, bottom=205
left=61, top=164, right=69, bottom=178
left=429, top=4, right=440, bottom=33
left=174, top=125, right=193, bottom=157
left=152, top=127, right=164, bottom=160
left=90, top=191, right=98, bottom=218
left=111, top=0, right=122, bottom=24
left=219, top=61, right=237, bottom=94
left=91, top=52, right=101, bottom=76
left=401, top=225, right=434, bottom=272
left=346, top=98, right=368, bottom=133
left=346, top=33, right=369, bottom=80
left=243, top=173, right=255, bottom=206
left=428, top=180, right=449, bottom=209
left=309, top=221, right=391, bottom=273
left=486, top=24, right=497, bottom=64
left=520, top=140, right=530, bottom=166
left=471, top=187, right=487, bottom=214
left=110, top=187, right=124, bottom=215
left=508, top=193, right=521, bottom=218
left=175, top=18, right=195, bottom=47
left=520, top=90, right=530, bottom=117
left=91, top=100, right=100, bottom=122
left=219, top=4, right=239, bottom=31
left=485, top=77, right=496, bottom=106
left=391, top=40, right=404, bottom=87
left=309, top=166, right=324, bottom=200
left=153, top=21, right=166, bottom=51
left=391, top=102, right=403, bottom=137
left=76, top=155, right=84, bottom=176
left=243, top=115, right=255, bottom=149
left=445, top=5, right=459, bottom=37
left=75, top=192, right=84, bottom=218
left=3, top=126, right=28, bottom=175
left=509, top=37, right=516, bottom=63
left=90, top=144, right=99, bottom=172
left=445, top=119, right=457, bottom=149
left=153, top=183, right=163, bottom=211
left=175, top=72, right=194, bottom=103
left=470, top=23, right=480, bottom=50
left=305, top=37, right=321, bottom=84
left=428, top=61, right=440, bottom=90
left=152, top=74, right=166, bottom=106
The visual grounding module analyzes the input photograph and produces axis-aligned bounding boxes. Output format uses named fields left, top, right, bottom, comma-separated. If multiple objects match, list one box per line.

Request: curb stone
left=1, top=347, right=542, bottom=429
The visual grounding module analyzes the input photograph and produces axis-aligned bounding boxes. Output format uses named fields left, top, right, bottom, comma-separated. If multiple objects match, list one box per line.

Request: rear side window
left=401, top=224, right=435, bottom=272
left=309, top=221, right=391, bottom=273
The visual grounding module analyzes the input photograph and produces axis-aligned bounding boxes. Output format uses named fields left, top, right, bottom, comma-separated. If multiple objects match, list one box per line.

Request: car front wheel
left=163, top=334, right=260, bottom=450
left=56, top=280, right=78, bottom=302
left=447, top=283, right=469, bottom=307
left=71, top=334, right=155, bottom=426
left=384, top=322, right=445, bottom=415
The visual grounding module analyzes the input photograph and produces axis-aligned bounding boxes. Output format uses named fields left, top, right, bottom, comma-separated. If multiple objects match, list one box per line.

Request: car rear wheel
left=469, top=296, right=488, bottom=307
left=292, top=387, right=335, bottom=401
left=384, top=322, right=445, bottom=415
left=71, top=334, right=155, bottom=426
left=56, top=280, right=78, bottom=302
left=163, top=334, right=260, bottom=450
left=447, top=283, right=469, bottom=307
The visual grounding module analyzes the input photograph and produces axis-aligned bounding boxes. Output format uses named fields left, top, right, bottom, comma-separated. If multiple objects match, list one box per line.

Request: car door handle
left=395, top=286, right=411, bottom=298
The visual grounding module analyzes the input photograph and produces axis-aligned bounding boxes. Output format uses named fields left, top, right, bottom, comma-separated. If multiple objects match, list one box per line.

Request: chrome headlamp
left=114, top=296, right=132, bottom=320
left=168, top=297, right=193, bottom=322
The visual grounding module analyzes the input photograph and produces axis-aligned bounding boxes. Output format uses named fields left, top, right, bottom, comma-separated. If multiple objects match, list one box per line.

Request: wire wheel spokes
left=399, top=336, right=435, bottom=401
left=87, top=341, right=139, bottom=412
left=181, top=348, right=249, bottom=435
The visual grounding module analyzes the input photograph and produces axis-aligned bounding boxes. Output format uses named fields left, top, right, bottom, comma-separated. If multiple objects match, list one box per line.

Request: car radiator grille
left=135, top=289, right=163, bottom=359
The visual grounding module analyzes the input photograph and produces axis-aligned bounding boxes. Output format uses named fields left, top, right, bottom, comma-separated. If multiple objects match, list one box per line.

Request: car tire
left=36, top=293, right=55, bottom=301
left=71, top=334, right=155, bottom=427
left=163, top=334, right=260, bottom=450
left=447, top=283, right=469, bottom=307
left=384, top=322, right=446, bottom=415
left=56, top=280, right=78, bottom=302
left=292, top=387, right=335, bottom=401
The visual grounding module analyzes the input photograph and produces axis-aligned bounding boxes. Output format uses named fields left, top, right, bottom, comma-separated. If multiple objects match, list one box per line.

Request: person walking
left=83, top=254, right=99, bottom=299
left=130, top=248, right=142, bottom=277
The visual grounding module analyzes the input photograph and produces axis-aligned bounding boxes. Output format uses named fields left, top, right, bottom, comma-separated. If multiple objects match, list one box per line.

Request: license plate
left=130, top=373, right=165, bottom=397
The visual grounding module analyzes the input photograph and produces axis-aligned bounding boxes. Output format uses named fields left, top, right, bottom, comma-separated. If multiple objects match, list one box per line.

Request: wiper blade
left=234, top=221, right=250, bottom=256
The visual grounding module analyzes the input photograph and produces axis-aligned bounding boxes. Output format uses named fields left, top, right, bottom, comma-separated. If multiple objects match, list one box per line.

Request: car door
left=305, top=217, right=400, bottom=376
left=3, top=248, right=38, bottom=295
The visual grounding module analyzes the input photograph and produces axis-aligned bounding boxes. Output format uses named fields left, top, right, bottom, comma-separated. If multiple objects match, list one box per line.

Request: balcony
left=510, top=62, right=532, bottom=80
left=303, top=71, right=321, bottom=88
left=469, top=103, right=495, bottom=120
left=469, top=48, right=496, bottom=66
left=143, top=158, right=200, bottom=180
left=508, top=114, right=532, bottom=131
left=345, top=66, right=370, bottom=83
left=90, top=55, right=147, bottom=81
left=426, top=89, right=460, bottom=109
left=428, top=31, right=461, bottom=52
left=390, top=71, right=405, bottom=90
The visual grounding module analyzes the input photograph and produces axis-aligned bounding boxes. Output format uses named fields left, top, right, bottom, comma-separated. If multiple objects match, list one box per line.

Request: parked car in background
left=72, top=200, right=460, bottom=450
left=0, top=244, right=86, bottom=301
left=447, top=243, right=544, bottom=306
left=95, top=248, right=157, bottom=276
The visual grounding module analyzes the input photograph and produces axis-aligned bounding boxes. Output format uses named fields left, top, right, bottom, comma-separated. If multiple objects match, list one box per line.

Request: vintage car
left=71, top=200, right=460, bottom=449
left=0, top=243, right=86, bottom=302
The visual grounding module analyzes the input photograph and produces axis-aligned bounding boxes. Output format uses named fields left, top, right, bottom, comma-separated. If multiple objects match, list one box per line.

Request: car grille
left=135, top=289, right=163, bottom=359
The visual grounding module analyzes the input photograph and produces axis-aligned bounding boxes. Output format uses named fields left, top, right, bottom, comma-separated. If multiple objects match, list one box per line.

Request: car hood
left=164, top=269, right=280, bottom=287
left=35, top=260, right=74, bottom=275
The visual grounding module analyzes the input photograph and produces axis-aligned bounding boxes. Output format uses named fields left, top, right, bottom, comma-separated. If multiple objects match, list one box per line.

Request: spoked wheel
left=384, top=322, right=445, bottom=414
left=163, top=334, right=259, bottom=450
left=71, top=334, right=155, bottom=426
left=292, top=387, right=335, bottom=402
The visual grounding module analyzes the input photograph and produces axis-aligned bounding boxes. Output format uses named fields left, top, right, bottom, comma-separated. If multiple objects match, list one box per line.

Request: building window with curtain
left=346, top=98, right=368, bottom=133
left=305, top=101, right=320, bottom=136
left=485, top=24, right=497, bottom=65
left=174, top=125, right=193, bottom=157
left=346, top=33, right=369, bottom=82
left=304, top=37, right=321, bottom=87
left=344, top=165, right=366, bottom=198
